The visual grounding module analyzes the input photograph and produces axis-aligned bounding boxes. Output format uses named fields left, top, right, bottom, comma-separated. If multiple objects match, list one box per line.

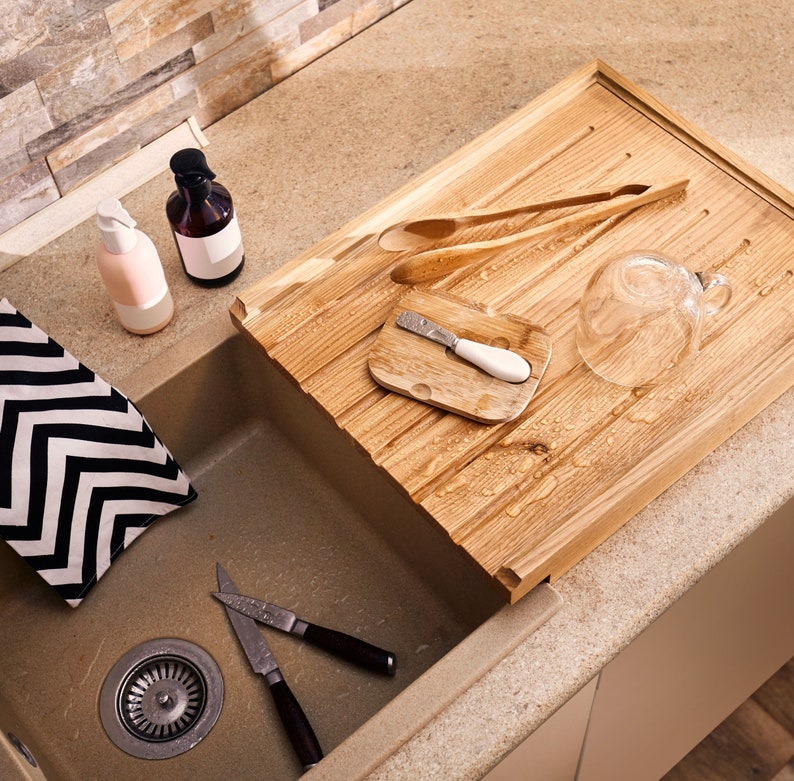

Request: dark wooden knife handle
left=302, top=623, right=397, bottom=676
left=268, top=677, right=323, bottom=770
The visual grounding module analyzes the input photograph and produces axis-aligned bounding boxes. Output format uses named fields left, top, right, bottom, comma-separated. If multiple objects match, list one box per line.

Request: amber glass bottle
left=166, top=148, right=245, bottom=286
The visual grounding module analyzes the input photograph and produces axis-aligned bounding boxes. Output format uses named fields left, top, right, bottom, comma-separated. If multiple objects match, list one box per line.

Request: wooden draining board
left=368, top=289, right=552, bottom=424
left=231, top=61, right=794, bottom=603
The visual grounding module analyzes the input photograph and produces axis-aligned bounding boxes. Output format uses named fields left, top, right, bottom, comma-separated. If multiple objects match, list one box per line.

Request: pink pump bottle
left=96, top=198, right=174, bottom=335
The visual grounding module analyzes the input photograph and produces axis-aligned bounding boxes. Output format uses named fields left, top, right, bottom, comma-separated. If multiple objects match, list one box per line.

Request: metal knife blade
left=213, top=591, right=299, bottom=634
left=216, top=563, right=279, bottom=676
left=215, top=563, right=324, bottom=770
left=395, top=310, right=531, bottom=384
left=212, top=591, right=397, bottom=675
left=396, top=311, right=457, bottom=348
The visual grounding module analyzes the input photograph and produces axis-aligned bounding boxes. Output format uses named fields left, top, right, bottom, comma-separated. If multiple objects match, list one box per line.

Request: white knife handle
left=453, top=338, right=531, bottom=383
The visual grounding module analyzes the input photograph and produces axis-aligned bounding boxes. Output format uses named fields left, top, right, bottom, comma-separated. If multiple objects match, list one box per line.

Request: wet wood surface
left=232, top=61, right=794, bottom=602
left=367, top=289, right=552, bottom=423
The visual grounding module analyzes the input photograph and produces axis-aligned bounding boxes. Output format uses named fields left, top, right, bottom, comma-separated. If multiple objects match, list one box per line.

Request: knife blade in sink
left=216, top=563, right=323, bottom=771
left=395, top=311, right=531, bottom=383
left=212, top=591, right=396, bottom=675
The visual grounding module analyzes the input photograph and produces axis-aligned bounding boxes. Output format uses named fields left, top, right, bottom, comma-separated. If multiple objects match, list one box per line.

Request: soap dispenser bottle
left=96, top=198, right=174, bottom=335
left=166, top=148, right=244, bottom=286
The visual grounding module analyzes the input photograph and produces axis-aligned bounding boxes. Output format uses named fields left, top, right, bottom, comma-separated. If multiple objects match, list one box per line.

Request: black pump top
left=170, top=148, right=216, bottom=187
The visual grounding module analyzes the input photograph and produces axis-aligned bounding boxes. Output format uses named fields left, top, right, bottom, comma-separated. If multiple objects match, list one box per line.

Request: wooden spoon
left=378, top=182, right=655, bottom=252
left=389, top=177, right=690, bottom=285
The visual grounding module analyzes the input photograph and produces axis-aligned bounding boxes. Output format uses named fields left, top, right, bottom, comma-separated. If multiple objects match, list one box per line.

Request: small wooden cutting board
left=368, top=290, right=552, bottom=423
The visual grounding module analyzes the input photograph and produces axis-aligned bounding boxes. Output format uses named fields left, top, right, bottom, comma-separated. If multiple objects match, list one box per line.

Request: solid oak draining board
left=231, top=61, right=794, bottom=603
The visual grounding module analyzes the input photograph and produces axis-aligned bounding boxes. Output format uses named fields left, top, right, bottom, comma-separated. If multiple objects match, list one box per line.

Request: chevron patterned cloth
left=0, top=299, right=197, bottom=606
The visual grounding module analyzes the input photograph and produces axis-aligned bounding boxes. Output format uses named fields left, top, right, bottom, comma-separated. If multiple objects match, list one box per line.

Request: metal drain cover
left=100, top=639, right=223, bottom=759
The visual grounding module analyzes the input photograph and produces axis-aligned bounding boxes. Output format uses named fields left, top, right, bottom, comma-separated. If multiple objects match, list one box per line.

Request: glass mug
left=575, top=251, right=732, bottom=387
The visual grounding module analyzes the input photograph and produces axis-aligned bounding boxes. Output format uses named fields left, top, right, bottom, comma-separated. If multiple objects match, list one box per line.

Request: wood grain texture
left=231, top=61, right=794, bottom=603
left=664, top=659, right=794, bottom=781
left=388, top=177, right=690, bottom=284
left=368, top=290, right=552, bottom=423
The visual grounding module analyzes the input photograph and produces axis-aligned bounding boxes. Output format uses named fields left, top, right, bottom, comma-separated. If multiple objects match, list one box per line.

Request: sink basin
left=0, top=315, right=560, bottom=780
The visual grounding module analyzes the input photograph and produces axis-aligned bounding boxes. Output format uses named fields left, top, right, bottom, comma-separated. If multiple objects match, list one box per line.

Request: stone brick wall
left=0, top=0, right=409, bottom=234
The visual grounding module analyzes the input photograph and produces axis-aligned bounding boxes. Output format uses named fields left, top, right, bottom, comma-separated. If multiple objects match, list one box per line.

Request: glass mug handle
left=695, top=271, right=732, bottom=315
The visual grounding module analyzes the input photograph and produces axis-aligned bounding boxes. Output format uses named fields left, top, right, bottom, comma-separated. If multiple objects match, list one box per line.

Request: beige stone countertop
left=2, top=0, right=793, bottom=778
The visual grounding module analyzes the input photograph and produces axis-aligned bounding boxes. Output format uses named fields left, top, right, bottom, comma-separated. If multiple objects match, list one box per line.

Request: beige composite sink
left=0, top=315, right=560, bottom=781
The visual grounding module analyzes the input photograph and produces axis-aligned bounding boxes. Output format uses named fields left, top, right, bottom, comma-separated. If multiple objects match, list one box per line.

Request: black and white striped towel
left=0, top=298, right=197, bottom=606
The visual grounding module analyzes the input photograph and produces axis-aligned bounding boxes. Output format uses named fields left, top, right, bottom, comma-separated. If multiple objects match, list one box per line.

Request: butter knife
left=396, top=311, right=531, bottom=383
left=216, top=563, right=323, bottom=771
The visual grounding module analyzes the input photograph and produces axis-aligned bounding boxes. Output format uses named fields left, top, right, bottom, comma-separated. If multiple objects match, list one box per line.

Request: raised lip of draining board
left=230, top=60, right=794, bottom=603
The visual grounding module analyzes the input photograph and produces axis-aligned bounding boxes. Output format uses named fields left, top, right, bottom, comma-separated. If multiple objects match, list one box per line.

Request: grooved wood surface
left=231, top=61, right=794, bottom=603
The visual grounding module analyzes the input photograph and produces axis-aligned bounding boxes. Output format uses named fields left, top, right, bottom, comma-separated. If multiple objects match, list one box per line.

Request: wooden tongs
left=380, top=177, right=690, bottom=285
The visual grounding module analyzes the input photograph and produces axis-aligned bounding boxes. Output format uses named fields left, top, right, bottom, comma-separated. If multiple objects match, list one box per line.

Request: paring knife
left=216, top=563, right=323, bottom=771
left=212, top=592, right=396, bottom=675
left=396, top=311, right=531, bottom=383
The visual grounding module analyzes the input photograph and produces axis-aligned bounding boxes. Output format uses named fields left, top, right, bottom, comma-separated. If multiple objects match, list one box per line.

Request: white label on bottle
left=175, top=215, right=244, bottom=280
left=114, top=287, right=173, bottom=333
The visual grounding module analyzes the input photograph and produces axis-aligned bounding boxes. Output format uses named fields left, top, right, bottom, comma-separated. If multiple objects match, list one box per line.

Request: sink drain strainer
left=100, top=639, right=223, bottom=759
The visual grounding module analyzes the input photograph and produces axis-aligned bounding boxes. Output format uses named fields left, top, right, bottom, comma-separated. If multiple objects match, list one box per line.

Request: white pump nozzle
left=97, top=198, right=138, bottom=255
